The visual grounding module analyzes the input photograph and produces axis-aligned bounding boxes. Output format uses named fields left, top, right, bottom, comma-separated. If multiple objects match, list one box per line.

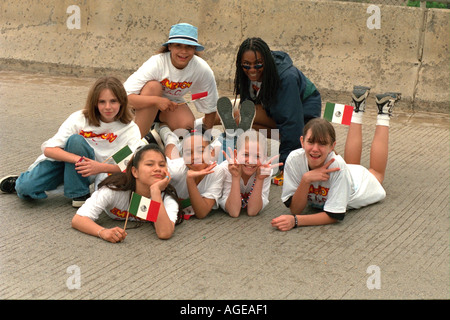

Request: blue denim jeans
left=15, top=134, right=96, bottom=200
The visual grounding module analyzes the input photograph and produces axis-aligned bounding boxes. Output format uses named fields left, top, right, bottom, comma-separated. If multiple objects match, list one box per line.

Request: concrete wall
left=1, top=0, right=448, bottom=112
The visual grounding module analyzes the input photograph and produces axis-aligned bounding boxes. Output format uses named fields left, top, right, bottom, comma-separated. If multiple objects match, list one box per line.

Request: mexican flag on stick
left=323, top=102, right=354, bottom=125
left=128, top=192, right=161, bottom=222
left=112, top=145, right=133, bottom=171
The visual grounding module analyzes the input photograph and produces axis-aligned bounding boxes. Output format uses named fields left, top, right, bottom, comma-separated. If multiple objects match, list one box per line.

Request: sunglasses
left=241, top=64, right=264, bottom=70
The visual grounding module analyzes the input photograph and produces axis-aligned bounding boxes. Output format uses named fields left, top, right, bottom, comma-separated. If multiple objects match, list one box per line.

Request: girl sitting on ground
left=0, top=76, right=143, bottom=208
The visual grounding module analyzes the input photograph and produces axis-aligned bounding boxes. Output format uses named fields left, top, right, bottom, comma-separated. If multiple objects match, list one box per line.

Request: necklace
left=241, top=177, right=256, bottom=208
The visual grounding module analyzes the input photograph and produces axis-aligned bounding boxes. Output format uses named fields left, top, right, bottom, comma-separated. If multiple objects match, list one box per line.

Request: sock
left=159, top=125, right=179, bottom=146
left=376, top=114, right=390, bottom=127
left=194, top=117, right=204, bottom=129
left=351, top=111, right=364, bottom=124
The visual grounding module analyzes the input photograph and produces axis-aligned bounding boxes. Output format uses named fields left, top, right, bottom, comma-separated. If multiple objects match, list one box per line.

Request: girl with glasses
left=217, top=37, right=322, bottom=175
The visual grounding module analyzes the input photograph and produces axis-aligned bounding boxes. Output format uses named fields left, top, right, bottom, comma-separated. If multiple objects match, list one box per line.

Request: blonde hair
left=236, top=130, right=267, bottom=161
left=82, top=76, right=133, bottom=126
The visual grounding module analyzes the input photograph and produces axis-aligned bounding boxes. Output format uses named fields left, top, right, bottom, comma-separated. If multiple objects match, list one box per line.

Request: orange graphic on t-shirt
left=79, top=130, right=117, bottom=143
left=309, top=184, right=329, bottom=197
left=160, top=78, right=192, bottom=90
left=110, top=207, right=145, bottom=221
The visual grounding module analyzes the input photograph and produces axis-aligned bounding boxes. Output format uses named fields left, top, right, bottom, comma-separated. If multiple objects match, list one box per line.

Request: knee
left=65, top=135, right=94, bottom=157
left=141, top=81, right=163, bottom=96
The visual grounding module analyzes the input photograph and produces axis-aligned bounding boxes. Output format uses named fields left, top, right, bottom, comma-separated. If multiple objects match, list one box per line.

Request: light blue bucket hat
left=162, top=23, right=205, bottom=51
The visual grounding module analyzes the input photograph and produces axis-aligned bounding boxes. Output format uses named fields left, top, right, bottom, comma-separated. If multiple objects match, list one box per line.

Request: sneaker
left=351, top=85, right=371, bottom=113
left=217, top=97, right=238, bottom=132
left=72, top=194, right=90, bottom=208
left=143, top=125, right=164, bottom=151
left=0, top=175, right=18, bottom=193
left=375, top=92, right=401, bottom=116
left=238, top=100, right=256, bottom=132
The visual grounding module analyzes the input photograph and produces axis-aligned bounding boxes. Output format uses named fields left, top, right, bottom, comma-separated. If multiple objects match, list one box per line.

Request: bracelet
left=293, top=215, right=298, bottom=228
left=98, top=228, right=106, bottom=239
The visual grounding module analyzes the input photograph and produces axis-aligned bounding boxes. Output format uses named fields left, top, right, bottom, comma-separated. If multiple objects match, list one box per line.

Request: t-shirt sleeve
left=261, top=173, right=271, bottom=210
left=123, top=56, right=162, bottom=95
left=217, top=162, right=231, bottom=211
left=281, top=152, right=303, bottom=204
left=200, top=164, right=224, bottom=208
left=76, top=187, right=114, bottom=220
left=323, top=165, right=352, bottom=214
left=163, top=194, right=180, bottom=224
left=40, top=111, right=84, bottom=151
left=191, top=60, right=219, bottom=114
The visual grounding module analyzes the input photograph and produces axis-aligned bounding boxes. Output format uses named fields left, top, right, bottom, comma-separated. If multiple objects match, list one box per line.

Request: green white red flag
left=128, top=192, right=160, bottom=222
left=111, top=145, right=133, bottom=171
left=324, top=102, right=354, bottom=125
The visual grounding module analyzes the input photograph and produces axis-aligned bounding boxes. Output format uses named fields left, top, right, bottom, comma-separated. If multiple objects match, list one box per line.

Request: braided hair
left=234, top=37, right=280, bottom=109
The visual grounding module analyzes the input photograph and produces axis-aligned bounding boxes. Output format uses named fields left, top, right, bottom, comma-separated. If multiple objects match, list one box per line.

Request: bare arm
left=149, top=176, right=175, bottom=240
left=44, top=147, right=121, bottom=177
left=71, top=214, right=127, bottom=243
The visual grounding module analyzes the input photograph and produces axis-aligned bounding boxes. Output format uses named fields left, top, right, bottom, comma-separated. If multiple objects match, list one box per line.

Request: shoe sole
left=0, top=175, right=18, bottom=193
left=150, top=128, right=165, bottom=151
left=72, top=200, right=86, bottom=208
left=217, top=97, right=238, bottom=131
left=238, top=100, right=256, bottom=132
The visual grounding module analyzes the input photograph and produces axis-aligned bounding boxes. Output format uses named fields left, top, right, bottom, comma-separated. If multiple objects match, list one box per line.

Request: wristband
left=293, top=215, right=298, bottom=228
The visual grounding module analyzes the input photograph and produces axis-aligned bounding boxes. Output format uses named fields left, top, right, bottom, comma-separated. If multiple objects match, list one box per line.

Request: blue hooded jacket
left=241, top=51, right=321, bottom=169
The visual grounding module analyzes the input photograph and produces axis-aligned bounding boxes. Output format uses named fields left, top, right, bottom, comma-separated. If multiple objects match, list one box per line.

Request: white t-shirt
left=218, top=160, right=272, bottom=212
left=167, top=157, right=224, bottom=211
left=30, top=110, right=143, bottom=169
left=281, top=149, right=386, bottom=213
left=76, top=187, right=179, bottom=223
left=123, top=52, right=219, bottom=114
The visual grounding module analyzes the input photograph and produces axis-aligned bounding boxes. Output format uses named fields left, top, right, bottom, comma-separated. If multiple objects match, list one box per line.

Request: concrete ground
left=0, top=71, right=448, bottom=304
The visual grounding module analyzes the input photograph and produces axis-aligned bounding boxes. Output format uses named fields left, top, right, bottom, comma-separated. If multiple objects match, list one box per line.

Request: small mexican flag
left=323, top=102, right=354, bottom=125
left=112, top=145, right=133, bottom=171
left=128, top=192, right=160, bottom=222
left=180, top=198, right=195, bottom=220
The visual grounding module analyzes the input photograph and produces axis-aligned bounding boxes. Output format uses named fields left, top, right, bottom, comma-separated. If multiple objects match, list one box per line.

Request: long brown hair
left=303, top=118, right=336, bottom=146
left=82, top=76, right=133, bottom=126
left=99, top=143, right=184, bottom=225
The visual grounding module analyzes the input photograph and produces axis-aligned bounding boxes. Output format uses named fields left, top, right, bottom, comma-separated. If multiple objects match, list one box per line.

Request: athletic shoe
left=217, top=97, right=238, bottom=132
left=0, top=175, right=18, bottom=193
left=150, top=123, right=165, bottom=150
left=72, top=194, right=90, bottom=208
left=143, top=125, right=164, bottom=151
left=238, top=100, right=256, bottom=132
left=375, top=92, right=400, bottom=116
left=351, top=85, right=371, bottom=113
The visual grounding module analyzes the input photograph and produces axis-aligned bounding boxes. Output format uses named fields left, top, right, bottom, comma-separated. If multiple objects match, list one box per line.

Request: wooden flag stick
left=123, top=211, right=130, bottom=232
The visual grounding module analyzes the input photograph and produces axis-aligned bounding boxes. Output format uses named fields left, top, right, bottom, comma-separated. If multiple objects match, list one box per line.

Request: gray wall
left=1, top=0, right=448, bottom=112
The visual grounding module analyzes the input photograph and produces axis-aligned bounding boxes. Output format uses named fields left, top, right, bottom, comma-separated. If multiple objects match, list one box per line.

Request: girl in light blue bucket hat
left=162, top=23, right=205, bottom=51
left=124, top=23, right=219, bottom=159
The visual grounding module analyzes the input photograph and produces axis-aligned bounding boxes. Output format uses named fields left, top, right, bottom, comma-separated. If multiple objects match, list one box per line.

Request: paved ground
left=0, top=71, right=449, bottom=305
